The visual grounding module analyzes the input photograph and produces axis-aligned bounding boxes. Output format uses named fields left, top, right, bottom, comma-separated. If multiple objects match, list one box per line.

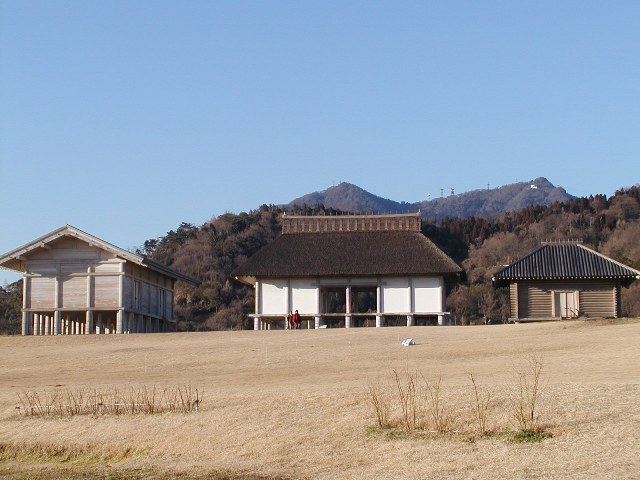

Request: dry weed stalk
left=468, top=373, right=492, bottom=435
left=392, top=368, right=419, bottom=431
left=366, top=361, right=549, bottom=442
left=511, top=355, right=545, bottom=434
left=367, top=380, right=390, bottom=428
left=422, top=375, right=452, bottom=433
left=17, top=385, right=203, bottom=417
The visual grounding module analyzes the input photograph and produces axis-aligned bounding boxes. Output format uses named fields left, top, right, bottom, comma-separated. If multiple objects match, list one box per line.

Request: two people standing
left=288, top=309, right=301, bottom=329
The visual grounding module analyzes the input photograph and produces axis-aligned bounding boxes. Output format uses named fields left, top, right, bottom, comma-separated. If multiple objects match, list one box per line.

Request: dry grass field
left=1, top=319, right=639, bottom=479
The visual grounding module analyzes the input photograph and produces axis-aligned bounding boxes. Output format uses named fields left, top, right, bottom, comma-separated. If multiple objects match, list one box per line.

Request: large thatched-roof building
left=0, top=225, right=199, bottom=336
left=492, top=241, right=640, bottom=321
left=233, top=213, right=463, bottom=329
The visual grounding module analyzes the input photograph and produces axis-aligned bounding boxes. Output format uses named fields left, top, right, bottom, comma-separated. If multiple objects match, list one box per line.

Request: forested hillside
left=1, top=187, right=638, bottom=333
left=149, top=186, right=639, bottom=330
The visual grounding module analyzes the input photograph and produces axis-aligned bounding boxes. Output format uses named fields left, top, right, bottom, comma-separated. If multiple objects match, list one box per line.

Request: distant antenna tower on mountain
left=450, top=187, right=455, bottom=196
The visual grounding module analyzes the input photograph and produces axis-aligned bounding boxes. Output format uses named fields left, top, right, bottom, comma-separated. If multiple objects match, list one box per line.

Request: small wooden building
left=492, top=241, right=640, bottom=321
left=233, top=213, right=463, bottom=329
left=0, top=225, right=199, bottom=335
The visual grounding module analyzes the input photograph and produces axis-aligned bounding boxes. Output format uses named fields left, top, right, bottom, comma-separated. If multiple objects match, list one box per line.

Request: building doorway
left=554, top=291, right=578, bottom=318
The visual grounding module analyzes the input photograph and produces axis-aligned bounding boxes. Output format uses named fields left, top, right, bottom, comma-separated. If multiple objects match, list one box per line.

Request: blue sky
left=1, top=1, right=639, bottom=285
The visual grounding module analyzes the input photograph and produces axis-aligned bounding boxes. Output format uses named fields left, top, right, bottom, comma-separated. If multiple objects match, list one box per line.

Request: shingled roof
left=0, top=225, right=199, bottom=285
left=492, top=242, right=640, bottom=287
left=233, top=214, right=462, bottom=284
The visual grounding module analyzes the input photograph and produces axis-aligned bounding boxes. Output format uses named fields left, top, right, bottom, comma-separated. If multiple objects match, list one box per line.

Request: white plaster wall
left=290, top=279, right=318, bottom=314
left=381, top=278, right=409, bottom=313
left=260, top=280, right=287, bottom=315
left=413, top=277, right=443, bottom=313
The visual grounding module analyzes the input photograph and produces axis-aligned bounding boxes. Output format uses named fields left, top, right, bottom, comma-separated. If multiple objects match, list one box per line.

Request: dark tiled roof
left=233, top=231, right=462, bottom=280
left=493, top=243, right=640, bottom=284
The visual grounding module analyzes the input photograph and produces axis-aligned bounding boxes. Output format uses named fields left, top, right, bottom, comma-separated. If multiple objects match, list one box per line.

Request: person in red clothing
left=292, top=309, right=301, bottom=329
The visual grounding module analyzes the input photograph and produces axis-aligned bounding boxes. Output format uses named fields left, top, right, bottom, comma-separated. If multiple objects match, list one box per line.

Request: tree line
left=1, top=187, right=638, bottom=333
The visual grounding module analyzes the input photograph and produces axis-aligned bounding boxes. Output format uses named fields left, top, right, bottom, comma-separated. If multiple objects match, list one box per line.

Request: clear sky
left=1, top=1, right=639, bottom=285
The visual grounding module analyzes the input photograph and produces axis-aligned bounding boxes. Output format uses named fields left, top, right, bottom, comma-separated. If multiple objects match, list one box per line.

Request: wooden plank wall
left=123, top=263, right=174, bottom=319
left=25, top=237, right=175, bottom=320
left=516, top=280, right=619, bottom=319
left=578, top=281, right=616, bottom=318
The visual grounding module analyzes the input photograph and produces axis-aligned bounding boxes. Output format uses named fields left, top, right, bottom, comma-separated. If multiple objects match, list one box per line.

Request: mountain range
left=288, top=177, right=574, bottom=220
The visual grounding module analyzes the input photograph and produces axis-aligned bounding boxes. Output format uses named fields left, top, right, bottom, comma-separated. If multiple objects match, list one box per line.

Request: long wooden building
left=233, top=213, right=463, bottom=329
left=0, top=225, right=199, bottom=335
left=492, top=241, right=640, bottom=321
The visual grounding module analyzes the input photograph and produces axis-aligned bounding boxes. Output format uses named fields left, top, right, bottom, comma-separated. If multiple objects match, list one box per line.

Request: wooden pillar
left=407, top=278, right=414, bottom=326
left=44, top=314, right=51, bottom=335
left=117, top=262, right=124, bottom=334
left=345, top=285, right=352, bottom=328
left=86, top=266, right=93, bottom=334
left=315, top=284, right=322, bottom=329
left=86, top=311, right=93, bottom=334
left=54, top=271, right=61, bottom=335
left=115, top=262, right=125, bottom=333
left=97, top=313, right=103, bottom=334
left=284, top=280, right=291, bottom=329
left=254, top=280, right=261, bottom=317
left=21, top=312, right=29, bottom=336
left=21, top=273, right=30, bottom=335
left=53, top=311, right=61, bottom=335
left=438, top=277, right=445, bottom=326
left=116, top=310, right=124, bottom=334
left=376, top=283, right=383, bottom=327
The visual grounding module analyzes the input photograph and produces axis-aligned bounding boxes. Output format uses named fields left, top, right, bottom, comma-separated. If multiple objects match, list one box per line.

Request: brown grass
left=1, top=319, right=639, bottom=479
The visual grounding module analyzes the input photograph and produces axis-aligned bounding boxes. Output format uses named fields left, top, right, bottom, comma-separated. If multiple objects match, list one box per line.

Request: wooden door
left=555, top=291, right=577, bottom=318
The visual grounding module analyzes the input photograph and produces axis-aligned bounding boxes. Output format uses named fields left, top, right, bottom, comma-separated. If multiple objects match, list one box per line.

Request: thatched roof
left=233, top=230, right=462, bottom=284
left=493, top=242, right=640, bottom=287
